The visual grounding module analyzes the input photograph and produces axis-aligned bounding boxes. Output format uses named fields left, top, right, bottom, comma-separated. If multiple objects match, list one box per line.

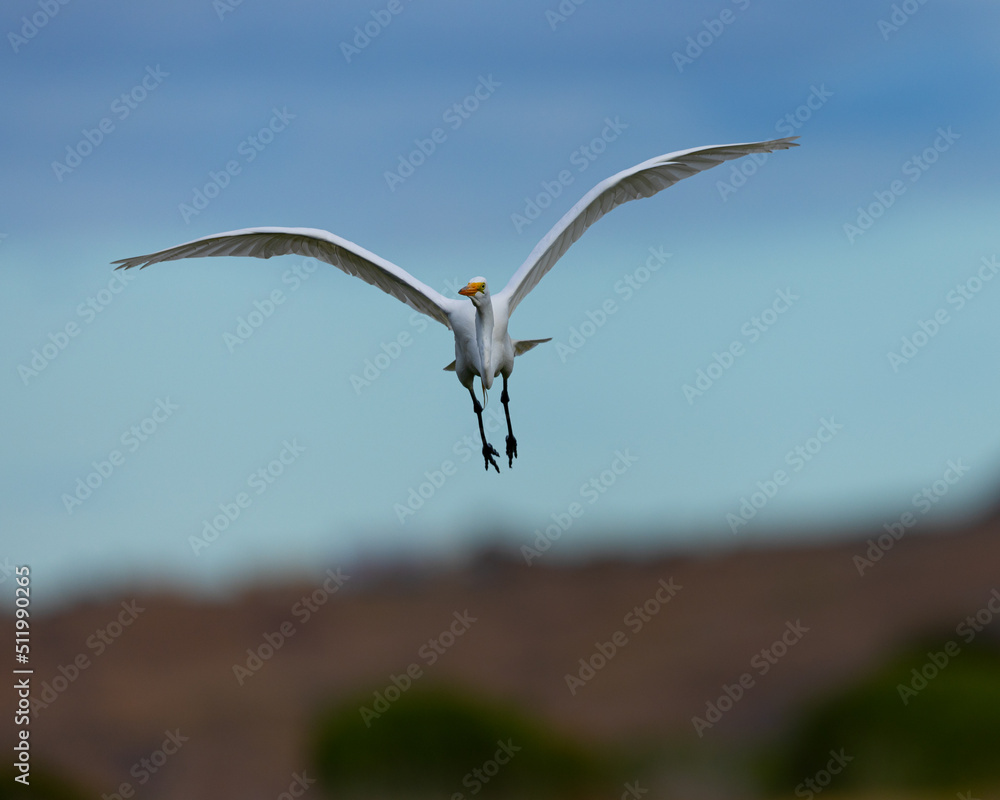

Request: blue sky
left=3, top=0, right=1000, bottom=606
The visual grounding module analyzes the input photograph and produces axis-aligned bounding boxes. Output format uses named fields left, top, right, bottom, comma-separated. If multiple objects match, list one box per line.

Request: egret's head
left=458, top=277, right=489, bottom=305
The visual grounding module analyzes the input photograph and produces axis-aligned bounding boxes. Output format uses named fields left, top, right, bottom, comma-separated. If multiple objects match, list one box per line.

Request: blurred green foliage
left=761, top=637, right=1000, bottom=793
left=310, top=684, right=626, bottom=798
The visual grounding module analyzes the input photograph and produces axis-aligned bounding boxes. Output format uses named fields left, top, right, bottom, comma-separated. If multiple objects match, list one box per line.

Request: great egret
left=113, top=136, right=798, bottom=472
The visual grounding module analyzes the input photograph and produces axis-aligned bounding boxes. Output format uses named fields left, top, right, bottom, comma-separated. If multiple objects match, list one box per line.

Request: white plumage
left=114, top=136, right=798, bottom=471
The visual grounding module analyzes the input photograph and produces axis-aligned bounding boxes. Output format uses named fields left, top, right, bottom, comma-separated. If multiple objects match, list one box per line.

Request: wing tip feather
left=765, top=135, right=800, bottom=150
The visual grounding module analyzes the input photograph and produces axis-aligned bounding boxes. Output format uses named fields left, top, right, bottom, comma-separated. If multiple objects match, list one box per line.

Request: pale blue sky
left=3, top=0, right=1000, bottom=606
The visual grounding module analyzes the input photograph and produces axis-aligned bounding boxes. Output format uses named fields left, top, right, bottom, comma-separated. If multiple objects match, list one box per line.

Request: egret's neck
left=475, top=299, right=494, bottom=385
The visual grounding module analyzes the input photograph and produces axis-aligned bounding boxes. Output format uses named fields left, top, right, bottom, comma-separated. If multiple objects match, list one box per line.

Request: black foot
left=505, top=435, right=517, bottom=468
left=482, top=443, right=500, bottom=473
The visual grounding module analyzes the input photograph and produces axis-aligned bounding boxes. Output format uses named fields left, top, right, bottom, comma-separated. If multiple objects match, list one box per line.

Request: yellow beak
left=459, top=282, right=484, bottom=296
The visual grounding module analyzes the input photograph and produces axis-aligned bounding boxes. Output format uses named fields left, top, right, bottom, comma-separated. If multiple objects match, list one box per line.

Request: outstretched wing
left=113, top=226, right=459, bottom=329
left=496, top=137, right=799, bottom=315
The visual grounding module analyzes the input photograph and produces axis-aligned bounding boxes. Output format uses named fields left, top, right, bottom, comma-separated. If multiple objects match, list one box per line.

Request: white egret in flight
left=114, top=136, right=797, bottom=472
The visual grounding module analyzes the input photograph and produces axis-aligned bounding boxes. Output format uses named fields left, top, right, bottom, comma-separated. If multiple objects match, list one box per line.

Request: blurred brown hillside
left=10, top=514, right=1000, bottom=799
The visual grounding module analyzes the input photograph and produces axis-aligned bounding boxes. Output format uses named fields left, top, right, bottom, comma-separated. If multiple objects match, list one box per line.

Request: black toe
left=505, top=435, right=517, bottom=468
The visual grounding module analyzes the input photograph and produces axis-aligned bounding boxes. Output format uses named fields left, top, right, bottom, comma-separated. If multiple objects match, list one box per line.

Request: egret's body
left=454, top=283, right=500, bottom=391
left=114, top=136, right=798, bottom=471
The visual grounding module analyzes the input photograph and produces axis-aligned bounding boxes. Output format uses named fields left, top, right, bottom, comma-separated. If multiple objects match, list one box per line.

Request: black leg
left=470, top=388, right=499, bottom=473
left=501, top=376, right=516, bottom=468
